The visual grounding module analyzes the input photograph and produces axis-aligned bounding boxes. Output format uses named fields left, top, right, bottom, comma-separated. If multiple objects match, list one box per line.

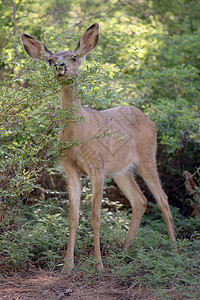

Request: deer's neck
left=61, top=84, right=81, bottom=110
left=60, top=84, right=85, bottom=138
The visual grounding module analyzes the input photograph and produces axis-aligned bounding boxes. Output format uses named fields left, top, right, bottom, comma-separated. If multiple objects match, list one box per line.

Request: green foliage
left=106, top=236, right=200, bottom=288
left=0, top=196, right=199, bottom=288
left=120, top=30, right=200, bottom=155
left=0, top=56, right=80, bottom=202
left=0, top=197, right=68, bottom=269
left=148, top=97, right=199, bottom=153
left=1, top=0, right=199, bottom=184
left=0, top=179, right=199, bottom=296
left=1, top=1, right=200, bottom=297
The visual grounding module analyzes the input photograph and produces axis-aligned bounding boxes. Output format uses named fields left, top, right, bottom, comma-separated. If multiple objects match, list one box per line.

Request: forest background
left=0, top=0, right=200, bottom=298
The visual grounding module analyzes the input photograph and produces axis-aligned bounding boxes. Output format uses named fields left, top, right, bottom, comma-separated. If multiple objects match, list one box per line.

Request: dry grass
left=0, top=268, right=155, bottom=300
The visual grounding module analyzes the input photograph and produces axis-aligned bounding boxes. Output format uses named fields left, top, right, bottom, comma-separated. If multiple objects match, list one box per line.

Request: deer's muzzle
left=54, top=63, right=67, bottom=76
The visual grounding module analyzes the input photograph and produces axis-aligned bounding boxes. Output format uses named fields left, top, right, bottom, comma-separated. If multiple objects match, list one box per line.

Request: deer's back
left=60, top=105, right=157, bottom=177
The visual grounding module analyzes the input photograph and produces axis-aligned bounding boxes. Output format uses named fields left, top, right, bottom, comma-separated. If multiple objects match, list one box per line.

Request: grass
left=0, top=194, right=200, bottom=299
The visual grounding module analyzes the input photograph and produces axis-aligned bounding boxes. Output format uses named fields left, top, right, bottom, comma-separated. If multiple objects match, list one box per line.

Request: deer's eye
left=71, top=56, right=77, bottom=62
left=47, top=59, right=52, bottom=66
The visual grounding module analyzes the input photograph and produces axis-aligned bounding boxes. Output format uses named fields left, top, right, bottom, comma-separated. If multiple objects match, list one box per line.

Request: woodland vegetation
left=0, top=0, right=200, bottom=298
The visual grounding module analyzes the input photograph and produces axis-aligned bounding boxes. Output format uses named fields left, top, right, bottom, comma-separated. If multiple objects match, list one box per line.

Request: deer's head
left=20, top=23, right=99, bottom=78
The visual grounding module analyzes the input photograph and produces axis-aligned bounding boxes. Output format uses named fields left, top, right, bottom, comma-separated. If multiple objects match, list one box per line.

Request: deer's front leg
left=90, top=174, right=105, bottom=271
left=63, top=170, right=81, bottom=272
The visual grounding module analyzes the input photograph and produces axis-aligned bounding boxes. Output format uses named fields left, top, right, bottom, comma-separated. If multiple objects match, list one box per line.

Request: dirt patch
left=0, top=269, right=153, bottom=300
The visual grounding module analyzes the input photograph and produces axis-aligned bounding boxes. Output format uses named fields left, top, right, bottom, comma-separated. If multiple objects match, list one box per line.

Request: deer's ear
left=20, top=33, right=52, bottom=60
left=75, top=23, right=99, bottom=57
left=183, top=171, right=197, bottom=193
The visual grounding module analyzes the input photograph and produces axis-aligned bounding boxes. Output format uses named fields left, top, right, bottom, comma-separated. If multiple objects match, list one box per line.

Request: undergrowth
left=0, top=189, right=199, bottom=299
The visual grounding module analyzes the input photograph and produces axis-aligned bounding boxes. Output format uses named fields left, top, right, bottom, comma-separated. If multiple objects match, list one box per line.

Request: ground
left=0, top=268, right=157, bottom=300
left=0, top=267, right=191, bottom=300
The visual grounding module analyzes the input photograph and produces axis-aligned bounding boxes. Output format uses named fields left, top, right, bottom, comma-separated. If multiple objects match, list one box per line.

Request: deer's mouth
left=57, top=71, right=66, bottom=77
left=54, top=63, right=67, bottom=76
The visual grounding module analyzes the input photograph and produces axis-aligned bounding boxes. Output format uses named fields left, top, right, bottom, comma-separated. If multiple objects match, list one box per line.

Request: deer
left=20, top=23, right=176, bottom=272
left=183, top=170, right=200, bottom=217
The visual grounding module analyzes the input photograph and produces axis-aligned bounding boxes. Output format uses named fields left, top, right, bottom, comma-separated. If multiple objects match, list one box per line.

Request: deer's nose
left=53, top=62, right=66, bottom=70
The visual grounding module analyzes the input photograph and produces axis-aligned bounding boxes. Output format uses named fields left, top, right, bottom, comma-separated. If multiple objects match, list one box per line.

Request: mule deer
left=21, top=23, right=175, bottom=271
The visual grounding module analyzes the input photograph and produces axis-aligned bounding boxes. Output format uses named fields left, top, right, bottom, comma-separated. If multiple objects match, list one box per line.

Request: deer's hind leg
left=113, top=170, right=147, bottom=249
left=136, top=161, right=176, bottom=241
